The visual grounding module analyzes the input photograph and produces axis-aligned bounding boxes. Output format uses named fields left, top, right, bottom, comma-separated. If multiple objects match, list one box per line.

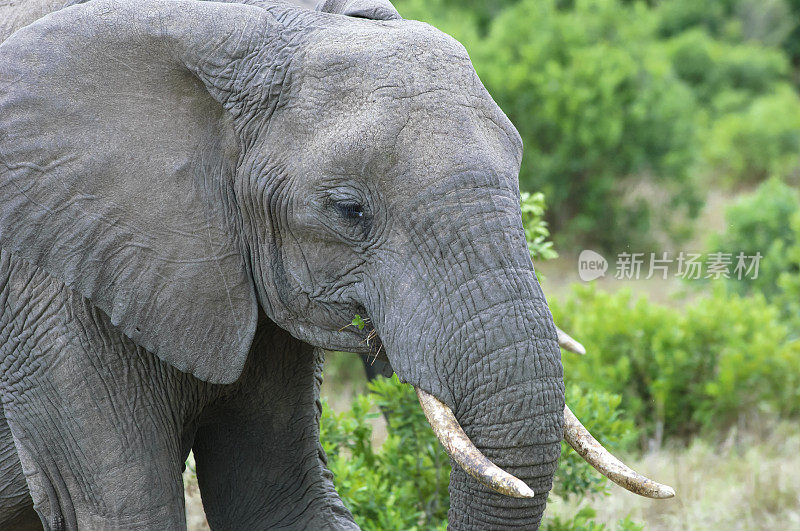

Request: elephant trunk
left=447, top=450, right=555, bottom=529
left=417, top=391, right=676, bottom=525
left=415, top=388, right=535, bottom=499
left=362, top=189, right=565, bottom=528
left=403, top=289, right=564, bottom=528
left=445, top=349, right=563, bottom=530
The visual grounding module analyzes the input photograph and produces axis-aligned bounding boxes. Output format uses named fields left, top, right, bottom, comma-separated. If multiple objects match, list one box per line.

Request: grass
left=548, top=419, right=800, bottom=530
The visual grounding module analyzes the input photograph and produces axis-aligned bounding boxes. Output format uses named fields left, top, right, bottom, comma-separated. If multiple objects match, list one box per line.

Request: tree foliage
left=708, top=178, right=800, bottom=333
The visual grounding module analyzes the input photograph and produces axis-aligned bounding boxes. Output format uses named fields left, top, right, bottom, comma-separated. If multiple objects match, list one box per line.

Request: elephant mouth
left=413, top=328, right=676, bottom=501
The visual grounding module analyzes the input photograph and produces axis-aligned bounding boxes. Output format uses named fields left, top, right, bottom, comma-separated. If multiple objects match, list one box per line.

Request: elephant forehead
left=297, top=21, right=484, bottom=105
left=280, top=20, right=523, bottom=191
left=292, top=104, right=521, bottom=198
left=332, top=107, right=515, bottom=168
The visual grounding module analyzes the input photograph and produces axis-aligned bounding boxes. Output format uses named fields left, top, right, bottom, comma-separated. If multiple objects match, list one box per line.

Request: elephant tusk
left=563, top=405, right=675, bottom=499
left=555, top=326, right=586, bottom=355
left=415, top=387, right=535, bottom=499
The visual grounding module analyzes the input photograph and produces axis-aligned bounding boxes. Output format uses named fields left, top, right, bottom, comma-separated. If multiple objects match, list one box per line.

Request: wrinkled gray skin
left=0, top=0, right=564, bottom=528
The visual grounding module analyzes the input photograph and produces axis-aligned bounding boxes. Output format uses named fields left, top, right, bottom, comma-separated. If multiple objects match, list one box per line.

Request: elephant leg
left=0, top=403, right=40, bottom=531
left=0, top=264, right=201, bottom=529
left=193, top=322, right=357, bottom=530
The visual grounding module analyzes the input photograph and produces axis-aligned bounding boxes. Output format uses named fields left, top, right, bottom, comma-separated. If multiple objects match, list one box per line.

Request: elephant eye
left=327, top=195, right=372, bottom=239
left=336, top=201, right=364, bottom=220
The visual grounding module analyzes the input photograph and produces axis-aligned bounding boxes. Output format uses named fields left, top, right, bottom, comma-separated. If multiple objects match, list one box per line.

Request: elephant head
left=0, top=0, right=671, bottom=527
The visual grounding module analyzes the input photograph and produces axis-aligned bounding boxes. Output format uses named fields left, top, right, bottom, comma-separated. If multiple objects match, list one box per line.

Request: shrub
left=703, top=88, right=800, bottom=186
left=708, top=178, right=800, bottom=331
left=733, top=0, right=797, bottom=48
left=654, top=0, right=733, bottom=38
left=663, top=24, right=799, bottom=188
left=708, top=178, right=799, bottom=298
left=554, top=385, right=638, bottom=498
left=776, top=211, right=800, bottom=334
left=521, top=191, right=558, bottom=262
left=664, top=29, right=790, bottom=110
left=321, top=375, right=450, bottom=531
left=655, top=0, right=797, bottom=51
left=394, top=0, right=800, bottom=244
left=545, top=511, right=644, bottom=531
left=473, top=0, right=701, bottom=250
left=396, top=0, right=705, bottom=250
left=783, top=0, right=800, bottom=63
left=551, top=284, right=800, bottom=443
left=391, top=0, right=482, bottom=45
left=399, top=0, right=519, bottom=35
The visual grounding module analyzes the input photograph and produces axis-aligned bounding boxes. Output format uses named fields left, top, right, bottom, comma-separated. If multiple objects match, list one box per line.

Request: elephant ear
left=316, top=0, right=401, bottom=20
left=0, top=0, right=276, bottom=384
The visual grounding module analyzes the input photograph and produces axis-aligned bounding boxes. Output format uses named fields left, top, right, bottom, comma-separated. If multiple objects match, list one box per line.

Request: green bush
left=391, top=0, right=482, bottom=45
left=394, top=0, right=705, bottom=250
left=656, top=3, right=799, bottom=188
left=655, top=0, right=798, bottom=52
left=655, top=19, right=799, bottom=189
left=703, top=88, right=800, bottom=185
left=545, top=510, right=644, bottom=531
left=552, top=284, right=800, bottom=443
left=521, top=191, right=558, bottom=262
left=665, top=29, right=790, bottom=110
left=393, top=0, right=800, bottom=247
left=399, top=0, right=519, bottom=35
left=776, top=211, right=800, bottom=334
left=708, top=178, right=799, bottom=298
left=475, top=0, right=701, bottom=250
left=783, top=0, right=800, bottom=63
left=733, top=0, right=797, bottom=48
left=707, top=178, right=800, bottom=332
left=321, top=374, right=641, bottom=530
left=321, top=376, right=450, bottom=531
left=654, top=0, right=733, bottom=38
left=554, top=385, right=638, bottom=498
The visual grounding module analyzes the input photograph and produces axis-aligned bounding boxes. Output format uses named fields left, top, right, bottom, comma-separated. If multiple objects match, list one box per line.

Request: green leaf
left=352, top=314, right=366, bottom=331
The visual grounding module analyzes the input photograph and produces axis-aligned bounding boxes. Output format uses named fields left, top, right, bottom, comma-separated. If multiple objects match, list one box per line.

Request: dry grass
left=549, top=420, right=800, bottom=530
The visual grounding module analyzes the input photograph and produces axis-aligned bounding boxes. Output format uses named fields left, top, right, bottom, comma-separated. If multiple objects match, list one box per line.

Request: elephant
left=0, top=0, right=674, bottom=528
